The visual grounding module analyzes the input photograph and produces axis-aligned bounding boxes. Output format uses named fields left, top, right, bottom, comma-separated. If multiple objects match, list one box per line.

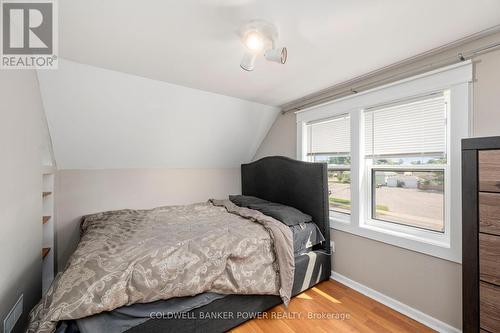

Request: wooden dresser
left=463, top=137, right=500, bottom=333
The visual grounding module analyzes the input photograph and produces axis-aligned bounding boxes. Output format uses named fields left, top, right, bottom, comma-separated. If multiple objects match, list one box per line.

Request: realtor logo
left=1, top=0, right=57, bottom=69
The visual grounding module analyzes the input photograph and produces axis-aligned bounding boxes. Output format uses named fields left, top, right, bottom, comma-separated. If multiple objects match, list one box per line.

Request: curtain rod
left=281, top=25, right=500, bottom=114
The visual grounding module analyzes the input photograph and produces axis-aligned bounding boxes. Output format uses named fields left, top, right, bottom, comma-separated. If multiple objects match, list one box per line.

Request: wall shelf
left=42, top=171, right=55, bottom=294
left=42, top=113, right=56, bottom=294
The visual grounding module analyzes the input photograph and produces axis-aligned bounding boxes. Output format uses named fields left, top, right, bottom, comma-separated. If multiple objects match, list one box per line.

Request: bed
left=127, top=156, right=332, bottom=332
left=30, top=156, right=331, bottom=333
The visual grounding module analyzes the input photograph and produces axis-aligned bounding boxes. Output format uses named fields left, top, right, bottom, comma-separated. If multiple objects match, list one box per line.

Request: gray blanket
left=28, top=200, right=294, bottom=333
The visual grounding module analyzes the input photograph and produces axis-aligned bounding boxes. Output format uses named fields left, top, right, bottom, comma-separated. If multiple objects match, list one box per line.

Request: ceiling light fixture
left=238, top=20, right=287, bottom=72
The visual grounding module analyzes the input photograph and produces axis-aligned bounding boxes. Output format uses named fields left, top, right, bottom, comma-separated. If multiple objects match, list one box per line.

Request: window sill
left=330, top=212, right=351, bottom=225
left=360, top=221, right=450, bottom=248
left=330, top=218, right=460, bottom=263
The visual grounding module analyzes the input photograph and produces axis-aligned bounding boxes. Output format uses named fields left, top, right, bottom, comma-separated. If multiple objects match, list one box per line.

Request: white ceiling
left=59, top=0, right=500, bottom=106
left=38, top=60, right=278, bottom=169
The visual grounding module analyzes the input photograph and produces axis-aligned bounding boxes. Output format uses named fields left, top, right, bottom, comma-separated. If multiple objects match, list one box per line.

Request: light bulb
left=244, top=31, right=263, bottom=51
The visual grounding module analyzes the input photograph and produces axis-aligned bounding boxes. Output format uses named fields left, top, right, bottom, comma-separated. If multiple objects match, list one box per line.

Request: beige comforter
left=27, top=200, right=294, bottom=333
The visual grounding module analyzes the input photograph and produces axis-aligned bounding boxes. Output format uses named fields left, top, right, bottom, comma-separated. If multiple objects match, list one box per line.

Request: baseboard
left=330, top=271, right=461, bottom=333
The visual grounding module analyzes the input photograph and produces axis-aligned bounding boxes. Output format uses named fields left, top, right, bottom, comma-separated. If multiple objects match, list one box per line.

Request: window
left=306, top=115, right=351, bottom=219
left=372, top=170, right=444, bottom=232
left=365, top=93, right=448, bottom=233
left=297, top=62, right=472, bottom=262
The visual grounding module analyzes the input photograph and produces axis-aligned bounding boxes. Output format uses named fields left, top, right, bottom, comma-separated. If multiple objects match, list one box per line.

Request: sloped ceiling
left=38, top=60, right=279, bottom=169
left=40, top=1, right=500, bottom=169
left=58, top=0, right=500, bottom=105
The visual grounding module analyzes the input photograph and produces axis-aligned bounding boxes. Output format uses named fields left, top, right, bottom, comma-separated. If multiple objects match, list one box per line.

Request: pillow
left=248, top=202, right=312, bottom=226
left=229, top=195, right=312, bottom=226
left=229, top=195, right=269, bottom=207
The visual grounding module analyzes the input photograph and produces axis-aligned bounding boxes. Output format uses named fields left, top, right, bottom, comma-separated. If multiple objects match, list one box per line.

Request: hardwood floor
left=231, top=280, right=435, bottom=333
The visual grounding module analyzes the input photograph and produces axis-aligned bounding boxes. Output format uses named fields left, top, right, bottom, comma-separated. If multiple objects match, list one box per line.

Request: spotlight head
left=264, top=47, right=287, bottom=64
left=240, top=51, right=257, bottom=71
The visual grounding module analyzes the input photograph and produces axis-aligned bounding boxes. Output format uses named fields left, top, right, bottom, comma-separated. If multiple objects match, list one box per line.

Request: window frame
left=327, top=166, right=351, bottom=222
left=363, top=164, right=450, bottom=247
left=296, top=61, right=472, bottom=263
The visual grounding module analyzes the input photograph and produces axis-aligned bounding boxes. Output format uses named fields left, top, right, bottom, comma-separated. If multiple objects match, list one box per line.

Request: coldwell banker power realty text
left=1, top=0, right=57, bottom=69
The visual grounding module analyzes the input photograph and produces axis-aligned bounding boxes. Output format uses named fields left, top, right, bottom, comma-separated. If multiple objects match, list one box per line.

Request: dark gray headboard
left=241, top=156, right=330, bottom=253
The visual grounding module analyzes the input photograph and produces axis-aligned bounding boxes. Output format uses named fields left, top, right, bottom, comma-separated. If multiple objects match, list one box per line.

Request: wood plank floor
left=231, top=280, right=435, bottom=333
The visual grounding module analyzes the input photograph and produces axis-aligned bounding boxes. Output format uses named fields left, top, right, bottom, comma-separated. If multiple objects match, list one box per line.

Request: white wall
left=253, top=47, right=500, bottom=330
left=0, top=71, right=44, bottom=332
left=38, top=59, right=279, bottom=170
left=38, top=60, right=279, bottom=269
left=55, top=168, right=241, bottom=270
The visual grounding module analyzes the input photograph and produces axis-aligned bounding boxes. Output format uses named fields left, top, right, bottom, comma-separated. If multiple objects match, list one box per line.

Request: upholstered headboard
left=241, top=156, right=330, bottom=253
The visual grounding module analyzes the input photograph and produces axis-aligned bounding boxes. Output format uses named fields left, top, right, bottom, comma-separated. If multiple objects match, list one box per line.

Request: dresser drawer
left=479, top=150, right=500, bottom=193
left=480, top=233, right=500, bottom=286
left=480, top=192, right=500, bottom=236
left=480, top=281, right=500, bottom=332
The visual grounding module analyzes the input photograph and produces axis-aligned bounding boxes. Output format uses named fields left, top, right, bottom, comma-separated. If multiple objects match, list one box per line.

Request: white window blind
left=307, top=115, right=350, bottom=156
left=364, top=93, right=447, bottom=158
